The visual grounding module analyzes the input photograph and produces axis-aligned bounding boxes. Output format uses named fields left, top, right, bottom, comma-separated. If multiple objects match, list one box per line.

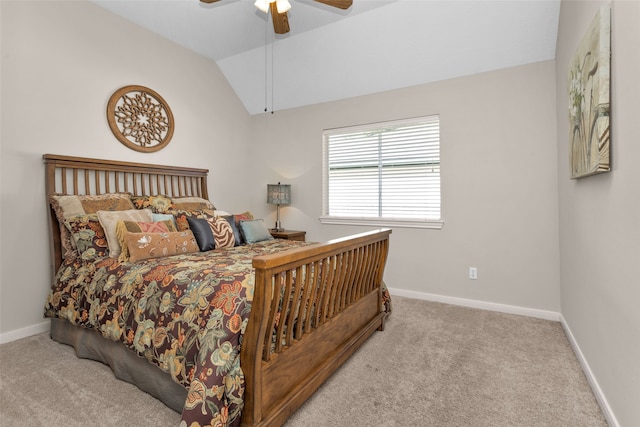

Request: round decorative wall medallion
left=107, top=85, right=174, bottom=152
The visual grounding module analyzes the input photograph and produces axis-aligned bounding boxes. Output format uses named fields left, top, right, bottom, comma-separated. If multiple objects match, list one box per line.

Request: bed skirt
left=49, top=318, right=187, bottom=413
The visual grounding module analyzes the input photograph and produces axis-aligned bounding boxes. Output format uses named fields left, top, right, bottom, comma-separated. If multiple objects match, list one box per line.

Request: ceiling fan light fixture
left=242, top=0, right=352, bottom=34
left=276, top=0, right=291, bottom=14
left=254, top=0, right=270, bottom=13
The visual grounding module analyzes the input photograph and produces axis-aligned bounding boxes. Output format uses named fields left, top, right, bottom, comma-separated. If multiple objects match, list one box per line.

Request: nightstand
left=269, top=229, right=306, bottom=242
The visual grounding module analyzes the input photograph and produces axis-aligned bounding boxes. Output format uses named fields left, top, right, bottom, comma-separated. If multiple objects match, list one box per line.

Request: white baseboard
left=0, top=320, right=50, bottom=345
left=560, top=315, right=620, bottom=427
left=388, top=287, right=561, bottom=321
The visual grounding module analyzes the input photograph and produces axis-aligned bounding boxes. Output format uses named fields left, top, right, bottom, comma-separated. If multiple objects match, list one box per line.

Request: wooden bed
left=43, top=154, right=391, bottom=427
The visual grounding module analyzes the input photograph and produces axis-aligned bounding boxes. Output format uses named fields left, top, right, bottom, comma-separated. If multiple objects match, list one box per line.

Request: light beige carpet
left=0, top=296, right=607, bottom=426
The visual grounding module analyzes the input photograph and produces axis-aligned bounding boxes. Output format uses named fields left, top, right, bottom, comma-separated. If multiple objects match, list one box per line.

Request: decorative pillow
left=239, top=219, right=274, bottom=244
left=123, top=230, right=199, bottom=262
left=207, top=217, right=235, bottom=249
left=234, top=211, right=254, bottom=226
left=64, top=214, right=109, bottom=261
left=96, top=209, right=153, bottom=258
left=131, top=195, right=173, bottom=213
left=170, top=197, right=215, bottom=212
left=152, top=213, right=176, bottom=226
left=222, top=215, right=243, bottom=246
left=115, top=220, right=177, bottom=262
left=186, top=217, right=216, bottom=251
left=171, top=209, right=217, bottom=231
left=50, top=193, right=134, bottom=259
left=50, top=193, right=134, bottom=218
left=231, top=211, right=254, bottom=245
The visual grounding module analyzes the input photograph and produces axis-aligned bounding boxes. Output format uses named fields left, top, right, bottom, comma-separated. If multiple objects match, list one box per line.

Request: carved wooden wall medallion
left=107, top=85, right=174, bottom=152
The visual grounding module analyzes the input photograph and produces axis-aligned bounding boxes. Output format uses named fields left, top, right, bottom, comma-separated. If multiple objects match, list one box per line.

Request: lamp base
left=272, top=220, right=284, bottom=232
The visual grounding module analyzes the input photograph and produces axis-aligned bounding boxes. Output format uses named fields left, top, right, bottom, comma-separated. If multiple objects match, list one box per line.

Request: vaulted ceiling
left=93, top=0, right=561, bottom=115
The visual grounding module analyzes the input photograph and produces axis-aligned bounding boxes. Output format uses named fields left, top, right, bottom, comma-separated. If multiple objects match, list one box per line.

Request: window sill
left=319, top=216, right=444, bottom=230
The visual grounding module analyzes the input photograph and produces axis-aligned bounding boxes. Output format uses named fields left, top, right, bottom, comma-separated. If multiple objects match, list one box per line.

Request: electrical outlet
left=469, top=267, right=478, bottom=280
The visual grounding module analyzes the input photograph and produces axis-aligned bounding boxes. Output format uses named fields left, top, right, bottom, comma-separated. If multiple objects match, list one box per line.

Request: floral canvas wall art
left=568, top=6, right=611, bottom=179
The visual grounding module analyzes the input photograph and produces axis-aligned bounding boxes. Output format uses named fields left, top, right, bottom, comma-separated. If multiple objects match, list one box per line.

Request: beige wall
left=0, top=1, right=252, bottom=336
left=555, top=1, right=640, bottom=426
left=250, top=60, right=561, bottom=314
left=3, top=0, right=636, bottom=424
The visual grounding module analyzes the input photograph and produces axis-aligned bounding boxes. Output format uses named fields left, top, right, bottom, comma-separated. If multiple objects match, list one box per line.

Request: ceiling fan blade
left=270, top=2, right=290, bottom=34
left=199, top=0, right=222, bottom=3
left=313, top=0, right=352, bottom=10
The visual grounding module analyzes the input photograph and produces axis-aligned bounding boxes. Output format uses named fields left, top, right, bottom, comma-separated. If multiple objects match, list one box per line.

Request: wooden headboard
left=43, top=154, right=209, bottom=277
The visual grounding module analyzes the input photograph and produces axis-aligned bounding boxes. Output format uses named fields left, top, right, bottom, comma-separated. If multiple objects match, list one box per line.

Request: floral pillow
left=50, top=192, right=133, bottom=259
left=123, top=230, right=199, bottom=262
left=131, top=195, right=173, bottom=214
left=64, top=214, right=109, bottom=261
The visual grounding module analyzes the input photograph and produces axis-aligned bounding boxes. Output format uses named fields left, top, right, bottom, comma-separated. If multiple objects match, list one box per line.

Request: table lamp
left=267, top=182, right=291, bottom=231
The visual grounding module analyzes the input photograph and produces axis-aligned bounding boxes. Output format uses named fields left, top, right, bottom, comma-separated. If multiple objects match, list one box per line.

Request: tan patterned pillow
left=115, top=220, right=177, bottom=262
left=50, top=193, right=133, bottom=259
left=206, top=217, right=235, bottom=249
left=124, top=230, right=199, bottom=262
left=96, top=209, right=153, bottom=258
left=170, top=196, right=215, bottom=212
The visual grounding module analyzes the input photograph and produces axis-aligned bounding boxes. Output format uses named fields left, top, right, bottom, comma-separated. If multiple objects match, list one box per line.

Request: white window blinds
left=323, top=116, right=441, bottom=222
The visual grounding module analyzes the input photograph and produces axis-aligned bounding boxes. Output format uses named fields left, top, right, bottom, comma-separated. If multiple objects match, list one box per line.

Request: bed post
left=43, top=154, right=63, bottom=279
left=239, top=266, right=271, bottom=425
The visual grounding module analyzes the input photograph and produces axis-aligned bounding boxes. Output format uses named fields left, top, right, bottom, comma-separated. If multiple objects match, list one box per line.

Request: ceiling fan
left=200, top=0, right=353, bottom=34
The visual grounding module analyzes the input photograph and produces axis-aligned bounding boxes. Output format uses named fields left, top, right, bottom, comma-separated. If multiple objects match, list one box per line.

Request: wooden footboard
left=241, top=229, right=391, bottom=427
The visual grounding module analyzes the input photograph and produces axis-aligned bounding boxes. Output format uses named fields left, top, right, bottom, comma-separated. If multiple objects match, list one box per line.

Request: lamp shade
left=267, top=183, right=291, bottom=205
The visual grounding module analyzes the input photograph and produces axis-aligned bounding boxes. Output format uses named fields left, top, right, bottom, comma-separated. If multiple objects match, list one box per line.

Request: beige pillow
left=170, top=196, right=215, bottom=212
left=97, top=209, right=153, bottom=258
left=124, top=230, right=199, bottom=262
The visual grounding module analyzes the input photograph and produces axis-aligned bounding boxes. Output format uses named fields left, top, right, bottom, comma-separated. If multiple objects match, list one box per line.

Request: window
left=321, top=115, right=442, bottom=229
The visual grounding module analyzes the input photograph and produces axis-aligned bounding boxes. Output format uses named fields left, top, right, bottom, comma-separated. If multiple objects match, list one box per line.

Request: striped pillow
left=206, top=217, right=235, bottom=249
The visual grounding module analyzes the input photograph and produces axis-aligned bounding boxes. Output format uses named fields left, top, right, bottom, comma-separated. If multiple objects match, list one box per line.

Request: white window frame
left=320, top=116, right=443, bottom=229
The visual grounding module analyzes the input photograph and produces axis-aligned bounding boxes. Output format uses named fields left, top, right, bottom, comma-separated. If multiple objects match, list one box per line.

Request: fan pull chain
left=264, top=16, right=268, bottom=113
left=262, top=10, right=276, bottom=114
left=271, top=31, right=276, bottom=114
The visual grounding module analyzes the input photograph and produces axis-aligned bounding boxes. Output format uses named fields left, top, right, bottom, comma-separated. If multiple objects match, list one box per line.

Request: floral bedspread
left=44, top=239, right=312, bottom=427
